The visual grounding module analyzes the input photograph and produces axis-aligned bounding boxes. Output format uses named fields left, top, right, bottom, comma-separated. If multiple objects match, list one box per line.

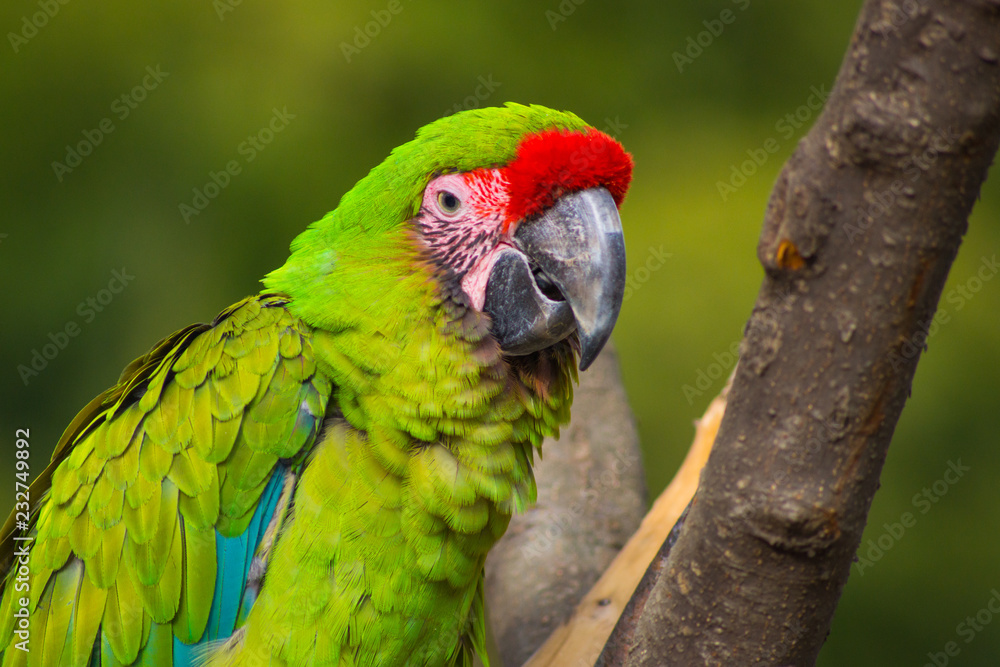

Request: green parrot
left=0, top=102, right=632, bottom=666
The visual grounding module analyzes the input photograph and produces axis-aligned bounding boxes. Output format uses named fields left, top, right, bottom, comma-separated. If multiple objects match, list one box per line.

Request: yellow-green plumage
left=0, top=103, right=618, bottom=666
left=210, top=286, right=574, bottom=666
left=0, top=296, right=330, bottom=667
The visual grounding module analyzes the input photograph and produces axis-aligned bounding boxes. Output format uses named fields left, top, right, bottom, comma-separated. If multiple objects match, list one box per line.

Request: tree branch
left=600, top=1, right=1000, bottom=664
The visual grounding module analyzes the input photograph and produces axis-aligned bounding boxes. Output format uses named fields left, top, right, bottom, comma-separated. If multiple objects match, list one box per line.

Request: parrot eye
left=437, top=190, right=462, bottom=215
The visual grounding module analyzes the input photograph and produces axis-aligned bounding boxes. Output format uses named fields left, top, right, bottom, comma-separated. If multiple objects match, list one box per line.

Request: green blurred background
left=2, top=1, right=999, bottom=664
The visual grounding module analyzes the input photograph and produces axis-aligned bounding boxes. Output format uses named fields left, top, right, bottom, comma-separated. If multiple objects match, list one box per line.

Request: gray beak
left=483, top=187, right=626, bottom=370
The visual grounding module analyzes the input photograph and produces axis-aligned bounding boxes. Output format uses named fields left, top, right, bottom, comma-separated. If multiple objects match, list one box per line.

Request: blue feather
left=181, top=465, right=287, bottom=659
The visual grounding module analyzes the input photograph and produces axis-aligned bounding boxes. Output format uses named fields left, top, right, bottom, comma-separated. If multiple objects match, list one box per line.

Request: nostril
left=530, top=262, right=566, bottom=302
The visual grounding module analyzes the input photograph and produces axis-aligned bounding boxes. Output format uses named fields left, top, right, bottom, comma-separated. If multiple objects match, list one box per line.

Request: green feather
left=126, top=480, right=178, bottom=587
left=134, top=622, right=171, bottom=667
left=100, top=408, right=143, bottom=460
left=122, top=475, right=160, bottom=544
left=87, top=474, right=123, bottom=530
left=40, top=534, right=71, bottom=572
left=85, top=519, right=125, bottom=588
left=211, top=363, right=261, bottom=417
left=103, top=437, right=141, bottom=490
left=123, top=470, right=158, bottom=509
left=38, top=558, right=82, bottom=667
left=132, top=511, right=182, bottom=623
left=69, top=570, right=107, bottom=667
left=176, top=468, right=220, bottom=531
left=101, top=567, right=142, bottom=664
left=137, top=437, right=172, bottom=483
left=206, top=414, right=241, bottom=464
left=171, top=520, right=215, bottom=644
left=68, top=513, right=101, bottom=561
left=165, top=448, right=214, bottom=497
left=62, top=484, right=93, bottom=520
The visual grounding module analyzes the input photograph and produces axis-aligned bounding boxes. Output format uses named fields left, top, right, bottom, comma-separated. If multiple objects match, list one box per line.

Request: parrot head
left=266, top=103, right=632, bottom=370
left=415, top=123, right=630, bottom=369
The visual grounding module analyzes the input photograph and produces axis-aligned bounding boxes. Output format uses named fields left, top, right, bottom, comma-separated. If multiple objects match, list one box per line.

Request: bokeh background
left=2, top=1, right=999, bottom=664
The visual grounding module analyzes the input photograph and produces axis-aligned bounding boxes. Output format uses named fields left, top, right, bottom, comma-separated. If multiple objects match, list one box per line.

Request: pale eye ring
left=437, top=190, right=461, bottom=214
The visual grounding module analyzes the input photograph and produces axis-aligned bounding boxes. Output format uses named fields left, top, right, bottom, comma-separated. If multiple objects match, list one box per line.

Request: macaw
left=0, top=102, right=632, bottom=666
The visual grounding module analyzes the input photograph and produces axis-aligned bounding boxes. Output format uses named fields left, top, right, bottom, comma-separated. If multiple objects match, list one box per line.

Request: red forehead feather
left=503, top=127, right=633, bottom=225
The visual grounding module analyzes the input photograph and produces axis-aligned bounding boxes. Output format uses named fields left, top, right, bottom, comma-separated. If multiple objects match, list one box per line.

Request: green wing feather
left=0, top=294, right=331, bottom=666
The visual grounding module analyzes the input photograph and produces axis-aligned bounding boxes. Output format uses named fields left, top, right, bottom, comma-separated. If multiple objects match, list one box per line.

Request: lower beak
left=483, top=187, right=626, bottom=370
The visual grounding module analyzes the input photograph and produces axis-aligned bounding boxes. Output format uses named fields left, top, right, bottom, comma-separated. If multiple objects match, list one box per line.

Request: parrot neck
left=302, top=263, right=576, bottom=514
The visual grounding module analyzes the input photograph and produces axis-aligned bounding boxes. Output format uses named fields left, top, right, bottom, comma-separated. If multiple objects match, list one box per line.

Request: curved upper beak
left=483, top=187, right=626, bottom=370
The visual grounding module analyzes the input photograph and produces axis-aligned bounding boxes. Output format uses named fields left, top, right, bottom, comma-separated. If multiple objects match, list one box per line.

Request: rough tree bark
left=598, top=1, right=1000, bottom=665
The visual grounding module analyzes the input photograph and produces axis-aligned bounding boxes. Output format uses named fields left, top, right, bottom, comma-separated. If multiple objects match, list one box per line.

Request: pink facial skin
left=415, top=170, right=520, bottom=311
